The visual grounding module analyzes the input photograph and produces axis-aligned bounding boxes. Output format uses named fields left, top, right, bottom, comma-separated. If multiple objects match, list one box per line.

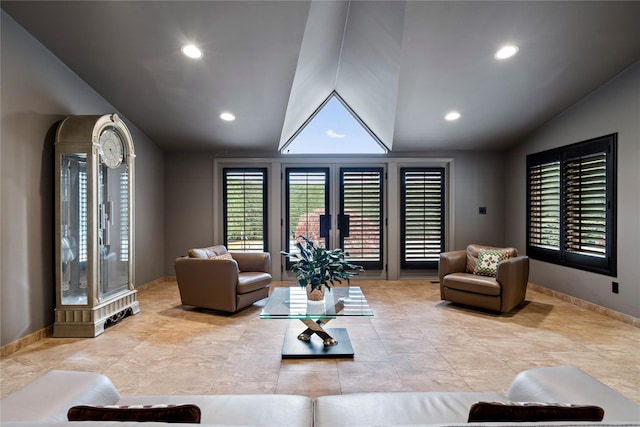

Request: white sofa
left=1, top=366, right=638, bottom=426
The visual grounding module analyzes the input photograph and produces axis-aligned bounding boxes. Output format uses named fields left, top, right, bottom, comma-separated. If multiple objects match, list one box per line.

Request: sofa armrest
left=174, top=258, right=239, bottom=310
left=438, top=250, right=466, bottom=284
left=495, top=255, right=529, bottom=312
left=231, top=252, right=270, bottom=273
left=0, top=370, right=120, bottom=422
left=506, top=365, right=640, bottom=422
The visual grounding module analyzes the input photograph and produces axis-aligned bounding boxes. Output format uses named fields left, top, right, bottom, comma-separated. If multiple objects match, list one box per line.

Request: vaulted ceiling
left=3, top=1, right=640, bottom=153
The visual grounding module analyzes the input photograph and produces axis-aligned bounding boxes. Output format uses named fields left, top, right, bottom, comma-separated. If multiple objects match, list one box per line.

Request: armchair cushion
left=238, top=272, right=273, bottom=294
left=444, top=273, right=501, bottom=296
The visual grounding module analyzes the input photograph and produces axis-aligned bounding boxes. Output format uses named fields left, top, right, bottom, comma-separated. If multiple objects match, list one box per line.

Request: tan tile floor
left=1, top=280, right=639, bottom=402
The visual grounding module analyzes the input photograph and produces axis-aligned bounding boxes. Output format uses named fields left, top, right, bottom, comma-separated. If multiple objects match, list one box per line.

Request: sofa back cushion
left=466, top=244, right=518, bottom=274
left=188, top=245, right=228, bottom=259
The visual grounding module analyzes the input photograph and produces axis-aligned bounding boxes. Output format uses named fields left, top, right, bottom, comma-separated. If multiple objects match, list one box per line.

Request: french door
left=283, top=165, right=385, bottom=278
left=339, top=168, right=383, bottom=270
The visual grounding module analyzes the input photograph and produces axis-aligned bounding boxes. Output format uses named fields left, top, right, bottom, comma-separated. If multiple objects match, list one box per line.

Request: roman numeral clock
left=54, top=114, right=139, bottom=337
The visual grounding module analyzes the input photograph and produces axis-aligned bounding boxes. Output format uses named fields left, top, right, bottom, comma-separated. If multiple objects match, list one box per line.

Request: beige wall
left=0, top=12, right=165, bottom=346
left=505, top=61, right=640, bottom=318
left=164, top=153, right=215, bottom=264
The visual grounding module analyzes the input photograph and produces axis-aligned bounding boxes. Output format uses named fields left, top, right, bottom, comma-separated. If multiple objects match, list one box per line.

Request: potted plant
left=280, top=236, right=364, bottom=301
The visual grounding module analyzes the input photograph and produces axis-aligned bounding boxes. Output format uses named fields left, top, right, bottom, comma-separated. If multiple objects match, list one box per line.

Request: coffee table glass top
left=260, top=286, right=373, bottom=320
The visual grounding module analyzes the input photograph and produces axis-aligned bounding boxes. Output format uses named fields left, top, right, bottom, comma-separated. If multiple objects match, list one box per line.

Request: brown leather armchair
left=438, top=244, right=529, bottom=313
left=174, top=245, right=271, bottom=313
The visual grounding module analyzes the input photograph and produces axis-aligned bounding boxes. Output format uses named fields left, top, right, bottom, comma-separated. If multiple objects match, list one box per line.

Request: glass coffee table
left=260, top=286, right=373, bottom=359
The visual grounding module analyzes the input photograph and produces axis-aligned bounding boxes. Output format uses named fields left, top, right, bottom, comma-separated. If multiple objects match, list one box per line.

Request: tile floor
left=1, top=280, right=639, bottom=403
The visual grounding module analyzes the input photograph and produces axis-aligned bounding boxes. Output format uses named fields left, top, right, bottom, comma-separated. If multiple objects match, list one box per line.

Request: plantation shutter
left=223, top=168, right=267, bottom=252
left=528, top=161, right=561, bottom=251
left=564, top=152, right=607, bottom=258
left=340, top=168, right=383, bottom=269
left=400, top=168, right=445, bottom=269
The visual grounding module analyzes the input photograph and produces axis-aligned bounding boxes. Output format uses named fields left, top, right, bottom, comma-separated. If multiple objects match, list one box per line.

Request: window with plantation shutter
left=526, top=134, right=616, bottom=276
left=400, top=168, right=445, bottom=269
left=223, top=168, right=267, bottom=252
left=340, top=168, right=383, bottom=270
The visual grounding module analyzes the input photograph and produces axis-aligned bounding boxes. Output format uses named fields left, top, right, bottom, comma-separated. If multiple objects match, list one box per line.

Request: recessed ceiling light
left=181, top=44, right=202, bottom=59
left=220, top=112, right=236, bottom=122
left=495, top=45, right=519, bottom=60
left=445, top=111, right=461, bottom=121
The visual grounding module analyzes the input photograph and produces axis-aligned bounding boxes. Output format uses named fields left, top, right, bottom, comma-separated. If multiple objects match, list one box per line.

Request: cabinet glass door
left=60, top=153, right=88, bottom=305
left=98, top=164, right=130, bottom=301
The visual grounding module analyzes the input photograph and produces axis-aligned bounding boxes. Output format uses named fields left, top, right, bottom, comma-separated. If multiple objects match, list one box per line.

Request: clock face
left=99, top=127, right=124, bottom=168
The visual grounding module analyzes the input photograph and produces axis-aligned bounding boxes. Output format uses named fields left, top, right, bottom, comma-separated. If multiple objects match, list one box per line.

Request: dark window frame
left=222, top=168, right=268, bottom=252
left=400, top=167, right=445, bottom=270
left=526, top=134, right=617, bottom=276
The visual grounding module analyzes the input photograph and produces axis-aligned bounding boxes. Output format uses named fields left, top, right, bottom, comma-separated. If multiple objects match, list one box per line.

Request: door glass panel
left=340, top=168, right=383, bottom=270
left=285, top=168, right=329, bottom=258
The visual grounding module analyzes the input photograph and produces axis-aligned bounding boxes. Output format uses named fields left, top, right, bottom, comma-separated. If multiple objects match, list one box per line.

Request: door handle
left=319, top=214, right=331, bottom=239
left=338, top=214, right=350, bottom=237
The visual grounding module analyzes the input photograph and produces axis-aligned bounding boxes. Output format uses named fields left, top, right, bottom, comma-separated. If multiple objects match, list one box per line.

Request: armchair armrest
left=438, top=250, right=466, bottom=284
left=496, top=255, right=529, bottom=312
left=174, top=258, right=239, bottom=310
left=231, top=252, right=271, bottom=273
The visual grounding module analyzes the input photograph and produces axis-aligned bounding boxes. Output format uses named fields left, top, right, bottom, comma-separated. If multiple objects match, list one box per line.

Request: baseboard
left=135, top=276, right=175, bottom=291
left=528, top=283, right=640, bottom=327
left=0, top=325, right=53, bottom=357
left=0, top=276, right=175, bottom=358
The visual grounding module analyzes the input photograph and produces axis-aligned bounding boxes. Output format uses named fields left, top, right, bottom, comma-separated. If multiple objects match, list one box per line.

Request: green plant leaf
left=283, top=235, right=364, bottom=291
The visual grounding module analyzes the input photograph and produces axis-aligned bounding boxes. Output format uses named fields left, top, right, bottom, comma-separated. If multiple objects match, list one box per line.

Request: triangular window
left=281, top=93, right=388, bottom=154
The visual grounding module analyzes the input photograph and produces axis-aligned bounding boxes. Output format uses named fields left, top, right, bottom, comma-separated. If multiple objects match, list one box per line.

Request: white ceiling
left=3, top=1, right=640, bottom=153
